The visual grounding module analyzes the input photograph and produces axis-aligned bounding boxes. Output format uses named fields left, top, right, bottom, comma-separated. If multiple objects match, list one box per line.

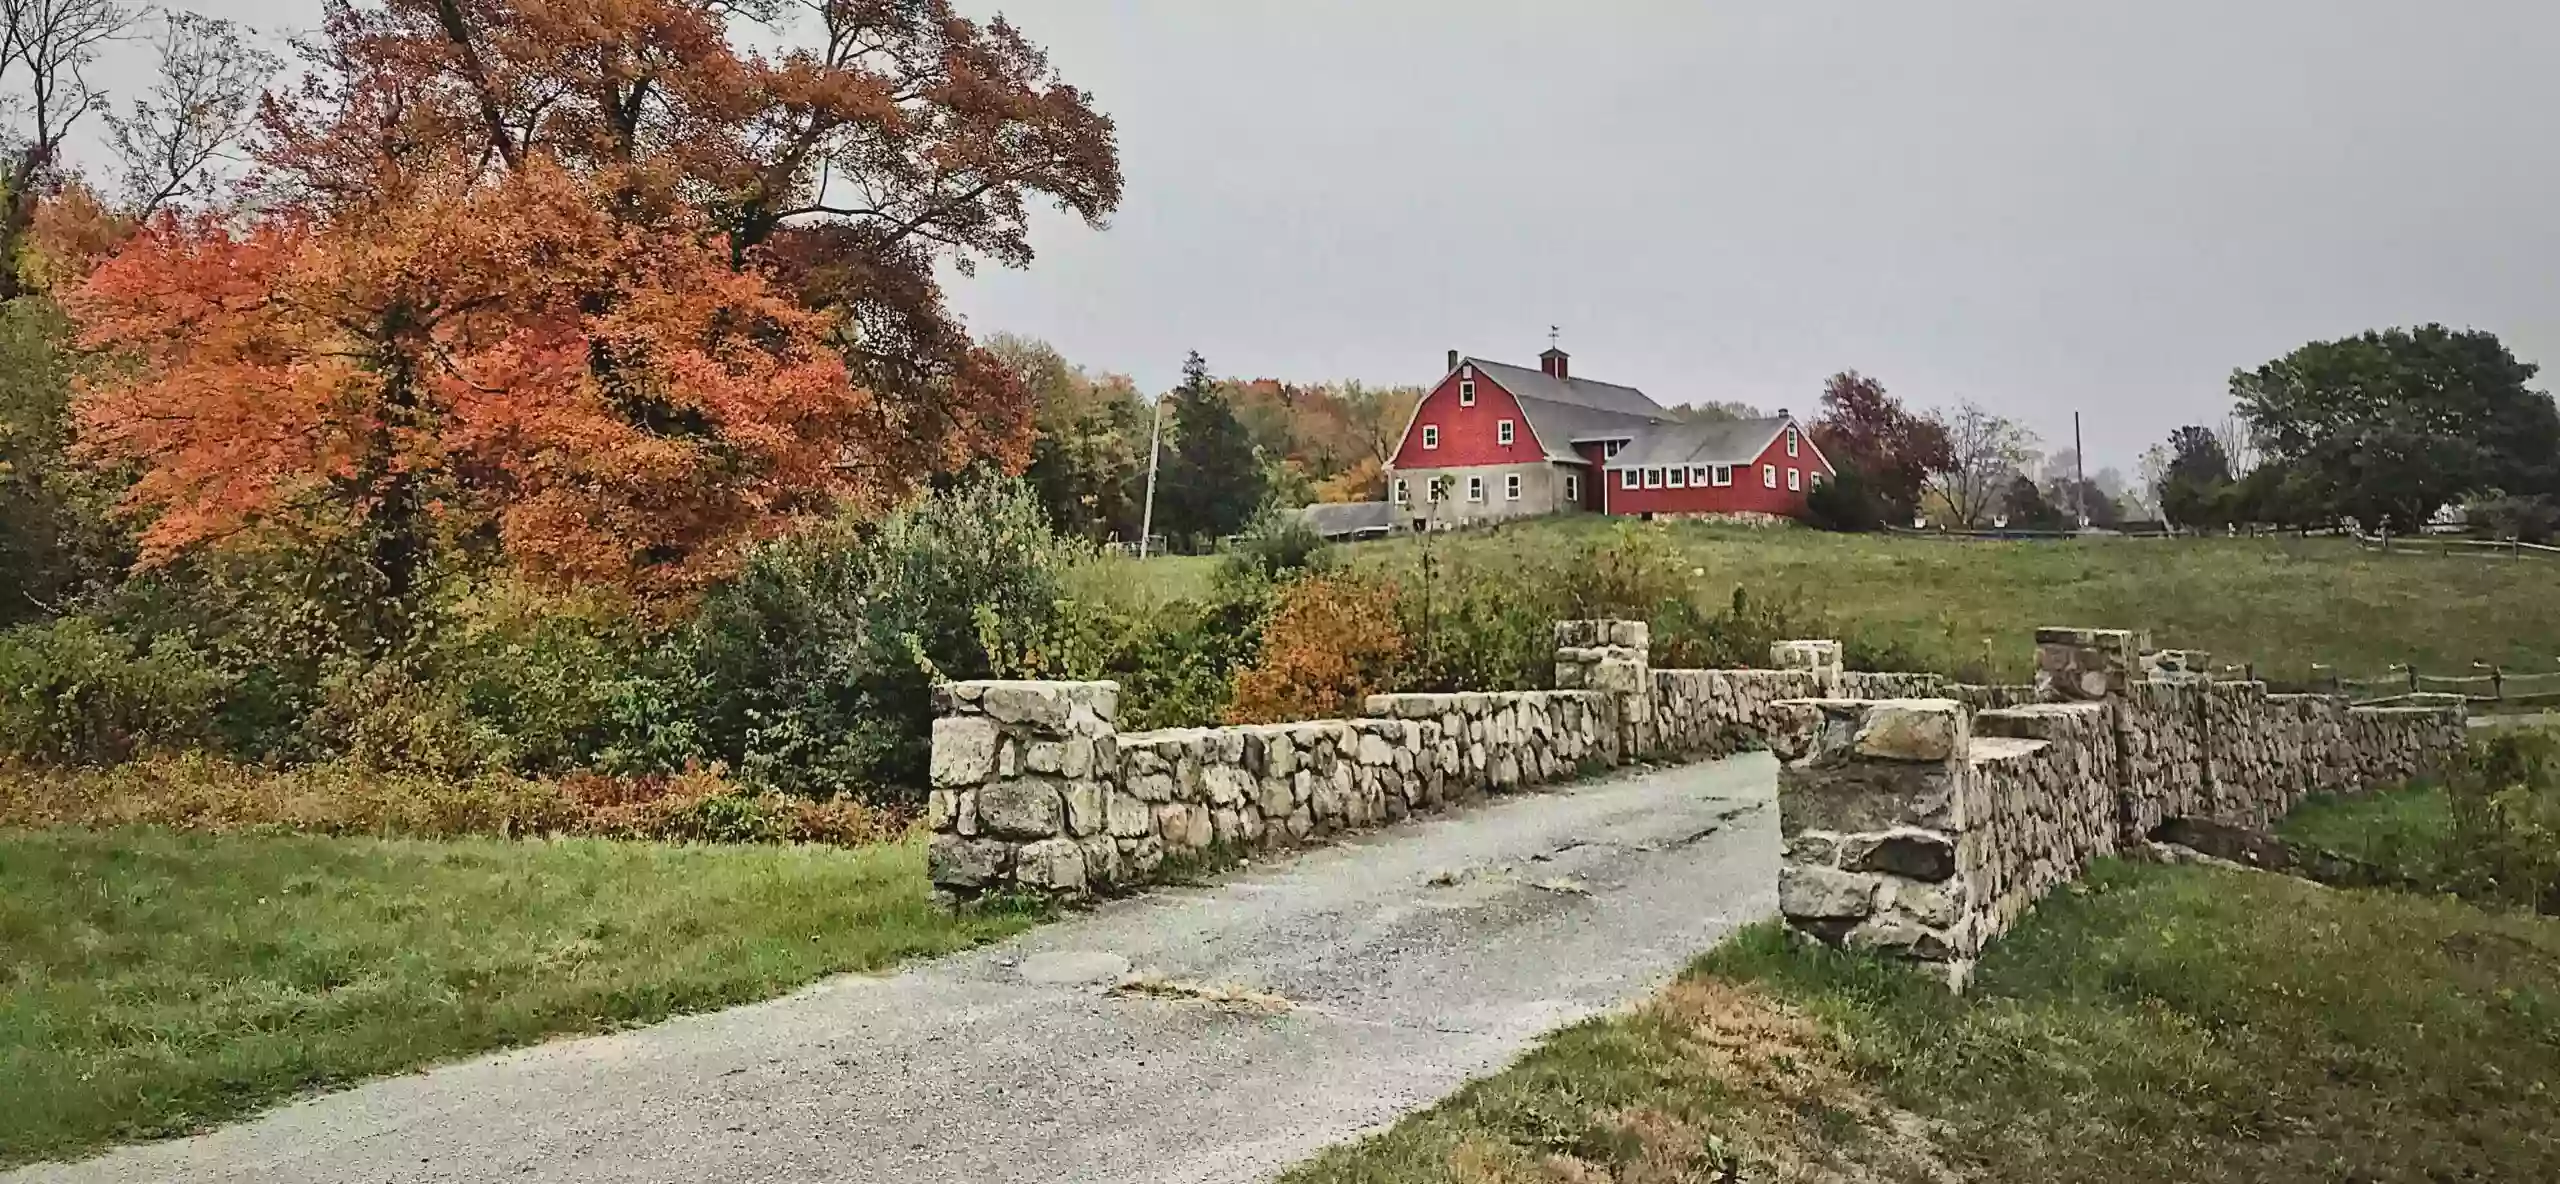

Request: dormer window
left=1459, top=379, right=1477, bottom=407
left=1604, top=440, right=1624, bottom=458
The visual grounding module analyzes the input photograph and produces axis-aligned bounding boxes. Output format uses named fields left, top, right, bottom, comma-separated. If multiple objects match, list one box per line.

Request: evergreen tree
left=1158, top=351, right=1266, bottom=547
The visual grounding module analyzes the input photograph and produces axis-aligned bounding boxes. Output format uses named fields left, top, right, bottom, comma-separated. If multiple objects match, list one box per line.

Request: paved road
left=12, top=756, right=1779, bottom=1184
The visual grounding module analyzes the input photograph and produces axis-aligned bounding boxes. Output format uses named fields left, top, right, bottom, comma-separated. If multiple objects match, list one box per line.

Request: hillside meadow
left=1144, top=518, right=2560, bottom=686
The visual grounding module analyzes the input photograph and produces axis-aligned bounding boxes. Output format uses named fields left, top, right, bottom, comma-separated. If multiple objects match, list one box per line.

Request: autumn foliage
left=66, top=0, right=1121, bottom=622
left=1227, top=574, right=1408, bottom=725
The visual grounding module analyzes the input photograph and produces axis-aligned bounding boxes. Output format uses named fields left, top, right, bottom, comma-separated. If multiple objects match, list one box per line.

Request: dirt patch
left=1106, top=973, right=1294, bottom=1014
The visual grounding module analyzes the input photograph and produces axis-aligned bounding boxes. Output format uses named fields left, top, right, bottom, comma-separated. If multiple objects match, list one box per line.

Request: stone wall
left=926, top=680, right=1123, bottom=898
left=1777, top=625, right=2472, bottom=987
left=1653, top=669, right=1825, bottom=759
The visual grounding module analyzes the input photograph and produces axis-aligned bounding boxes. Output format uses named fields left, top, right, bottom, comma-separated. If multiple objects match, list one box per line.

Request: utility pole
left=2073, top=411, right=2087, bottom=530
left=1138, top=394, right=1166, bottom=559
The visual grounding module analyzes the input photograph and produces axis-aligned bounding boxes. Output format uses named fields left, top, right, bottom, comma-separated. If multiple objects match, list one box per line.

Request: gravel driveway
left=11, top=755, right=1779, bottom=1184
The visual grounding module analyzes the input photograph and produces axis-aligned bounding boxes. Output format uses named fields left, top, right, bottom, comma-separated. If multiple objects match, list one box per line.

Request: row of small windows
left=1393, top=474, right=1528, bottom=503
left=1617, top=465, right=1809, bottom=491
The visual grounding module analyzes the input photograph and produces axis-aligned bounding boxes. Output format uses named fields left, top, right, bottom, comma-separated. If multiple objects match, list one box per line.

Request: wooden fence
left=2326, top=663, right=2560, bottom=709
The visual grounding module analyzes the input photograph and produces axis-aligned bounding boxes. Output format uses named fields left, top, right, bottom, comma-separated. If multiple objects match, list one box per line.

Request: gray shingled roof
left=1462, top=358, right=1670, bottom=464
left=1605, top=417, right=1795, bottom=469
left=1468, top=359, right=1666, bottom=418
left=1297, top=500, right=1397, bottom=538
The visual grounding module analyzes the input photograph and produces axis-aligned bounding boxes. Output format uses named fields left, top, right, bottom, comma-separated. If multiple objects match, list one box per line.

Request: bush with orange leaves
left=1226, top=574, right=1409, bottom=725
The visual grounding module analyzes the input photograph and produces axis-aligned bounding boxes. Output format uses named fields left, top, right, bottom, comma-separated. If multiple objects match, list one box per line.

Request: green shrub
left=1804, top=463, right=1889, bottom=533
left=0, top=616, right=233, bottom=763
left=1218, top=509, right=1335, bottom=585
left=2445, top=730, right=2560, bottom=913
left=679, top=475, right=1080, bottom=799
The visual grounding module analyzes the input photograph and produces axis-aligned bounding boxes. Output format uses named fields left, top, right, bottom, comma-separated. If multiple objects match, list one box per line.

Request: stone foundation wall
left=1778, top=625, right=2472, bottom=987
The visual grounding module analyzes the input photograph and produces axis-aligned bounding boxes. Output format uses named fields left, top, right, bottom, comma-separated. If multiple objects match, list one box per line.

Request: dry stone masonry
left=930, top=615, right=2473, bottom=946
left=1774, top=626, right=2470, bottom=988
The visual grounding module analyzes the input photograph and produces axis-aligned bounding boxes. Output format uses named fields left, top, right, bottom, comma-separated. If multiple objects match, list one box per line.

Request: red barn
left=1384, top=347, right=1832, bottom=528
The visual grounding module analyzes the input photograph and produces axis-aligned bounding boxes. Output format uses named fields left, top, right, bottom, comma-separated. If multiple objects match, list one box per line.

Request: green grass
left=1160, top=518, right=2560, bottom=683
left=0, top=829, right=1041, bottom=1167
left=1287, top=862, right=2560, bottom=1184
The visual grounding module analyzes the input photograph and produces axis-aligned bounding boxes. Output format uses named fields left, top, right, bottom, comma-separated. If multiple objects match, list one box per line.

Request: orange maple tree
left=69, top=0, right=1120, bottom=632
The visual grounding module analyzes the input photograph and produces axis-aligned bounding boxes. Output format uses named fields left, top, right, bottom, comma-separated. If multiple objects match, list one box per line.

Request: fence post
left=2406, top=664, right=2420, bottom=695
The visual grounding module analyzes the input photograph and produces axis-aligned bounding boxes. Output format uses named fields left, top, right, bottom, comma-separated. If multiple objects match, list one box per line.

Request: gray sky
left=80, top=0, right=2560, bottom=470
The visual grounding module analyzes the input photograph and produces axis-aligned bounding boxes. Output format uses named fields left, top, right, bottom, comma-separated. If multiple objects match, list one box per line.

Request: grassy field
left=1284, top=861, right=2560, bottom=1184
left=0, top=829, right=1039, bottom=1167
left=1155, top=519, right=2560, bottom=684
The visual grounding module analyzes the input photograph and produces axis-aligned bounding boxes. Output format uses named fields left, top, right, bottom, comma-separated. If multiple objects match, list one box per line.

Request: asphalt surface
left=12, top=756, right=1780, bottom=1184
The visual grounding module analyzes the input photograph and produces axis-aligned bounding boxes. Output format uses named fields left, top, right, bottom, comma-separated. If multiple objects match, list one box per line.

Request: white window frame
left=1644, top=467, right=1664, bottom=489
left=1425, top=479, right=1440, bottom=503
left=1459, top=379, right=1477, bottom=407
left=1712, top=465, right=1734, bottom=487
left=1690, top=466, right=1709, bottom=486
left=1763, top=464, right=1778, bottom=489
left=1787, top=427, right=1800, bottom=458
left=1505, top=474, right=1522, bottom=501
left=1466, top=475, right=1485, bottom=503
left=1422, top=425, right=1439, bottom=450
left=1564, top=473, right=1580, bottom=502
left=1604, top=440, right=1624, bottom=458
left=1667, top=466, right=1687, bottom=489
left=1392, top=478, right=1409, bottom=504
left=1622, top=469, right=1639, bottom=490
left=1497, top=419, right=1515, bottom=446
left=1788, top=468, right=1801, bottom=492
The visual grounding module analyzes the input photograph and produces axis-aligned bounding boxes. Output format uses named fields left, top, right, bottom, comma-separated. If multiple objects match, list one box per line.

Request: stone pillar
left=1555, top=619, right=1651, bottom=762
left=1769, top=697, right=1977, bottom=989
left=927, top=679, right=1120, bottom=901
left=1771, top=639, right=1844, bottom=697
left=2034, top=627, right=2138, bottom=702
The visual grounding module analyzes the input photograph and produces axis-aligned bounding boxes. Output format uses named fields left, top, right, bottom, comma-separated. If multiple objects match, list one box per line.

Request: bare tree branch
left=0, top=0, right=133, bottom=297
left=105, top=10, right=279, bottom=219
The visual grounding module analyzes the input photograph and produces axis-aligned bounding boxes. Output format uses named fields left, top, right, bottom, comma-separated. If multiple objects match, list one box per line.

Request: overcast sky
left=85, top=0, right=2560, bottom=471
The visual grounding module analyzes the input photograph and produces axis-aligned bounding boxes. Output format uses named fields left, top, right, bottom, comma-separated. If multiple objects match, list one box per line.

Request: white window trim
left=1787, top=427, right=1800, bottom=458
left=1467, top=476, right=1485, bottom=503
left=1788, top=468, right=1801, bottom=492
left=1459, top=379, right=1477, bottom=407
left=1497, top=419, right=1515, bottom=446
left=1712, top=465, right=1733, bottom=487
left=1667, top=466, right=1687, bottom=488
left=1763, top=464, right=1778, bottom=489
left=1622, top=469, right=1640, bottom=490
left=1604, top=440, right=1624, bottom=458
left=1644, top=467, right=1664, bottom=489
left=1564, top=473, right=1580, bottom=502
left=1690, top=466, right=1709, bottom=486
left=1422, top=425, right=1439, bottom=450
left=1392, top=478, right=1409, bottom=504
left=1505, top=474, right=1522, bottom=501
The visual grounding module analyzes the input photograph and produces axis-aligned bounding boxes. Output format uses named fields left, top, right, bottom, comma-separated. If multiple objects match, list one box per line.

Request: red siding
left=1601, top=423, right=1834, bottom=517
left=1572, top=442, right=1611, bottom=510
left=1390, top=366, right=1549, bottom=469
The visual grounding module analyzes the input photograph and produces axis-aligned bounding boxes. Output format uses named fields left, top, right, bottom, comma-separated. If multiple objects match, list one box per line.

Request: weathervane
left=1549, top=324, right=1561, bottom=349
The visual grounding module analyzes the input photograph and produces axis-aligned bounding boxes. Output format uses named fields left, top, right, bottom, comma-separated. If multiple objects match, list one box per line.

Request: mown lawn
left=1286, top=862, right=2560, bottom=1184
left=1153, top=518, right=2560, bottom=684
left=0, top=829, right=1040, bottom=1168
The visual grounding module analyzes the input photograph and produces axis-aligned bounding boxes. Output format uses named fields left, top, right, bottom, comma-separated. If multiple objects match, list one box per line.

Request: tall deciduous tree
left=69, top=0, right=1120, bottom=645
left=1158, top=351, right=1264, bottom=545
left=1811, top=370, right=1951, bottom=522
left=1923, top=399, right=2036, bottom=529
left=2232, top=325, right=2560, bottom=532
left=2157, top=425, right=2236, bottom=531
left=988, top=333, right=1149, bottom=541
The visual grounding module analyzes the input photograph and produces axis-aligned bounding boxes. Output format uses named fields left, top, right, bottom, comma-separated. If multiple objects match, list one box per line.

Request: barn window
left=1667, top=467, right=1687, bottom=488
left=1622, top=469, right=1639, bottom=490
left=1564, top=473, right=1580, bottom=502
left=1497, top=419, right=1515, bottom=446
left=1422, top=425, right=1439, bottom=450
left=1763, top=464, right=1778, bottom=488
left=1644, top=467, right=1664, bottom=489
left=1467, top=476, right=1485, bottom=502
left=1788, top=468, right=1801, bottom=492
left=1392, top=479, right=1409, bottom=504
left=1505, top=474, right=1522, bottom=501
left=1460, top=380, right=1477, bottom=407
left=1787, top=427, right=1800, bottom=458
left=1712, top=465, right=1733, bottom=487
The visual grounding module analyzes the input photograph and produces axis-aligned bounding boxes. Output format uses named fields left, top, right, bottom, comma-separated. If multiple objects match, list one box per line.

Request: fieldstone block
left=981, top=683, right=1071, bottom=730
left=928, top=835, right=1010, bottom=888
left=976, top=779, right=1063, bottom=839
left=1106, top=791, right=1153, bottom=838
left=1854, top=700, right=1962, bottom=762
left=1062, top=780, right=1104, bottom=837
left=1014, top=838, right=1087, bottom=894
left=1840, top=829, right=1958, bottom=881
left=1779, top=864, right=1879, bottom=920
left=930, top=715, right=1000, bottom=788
